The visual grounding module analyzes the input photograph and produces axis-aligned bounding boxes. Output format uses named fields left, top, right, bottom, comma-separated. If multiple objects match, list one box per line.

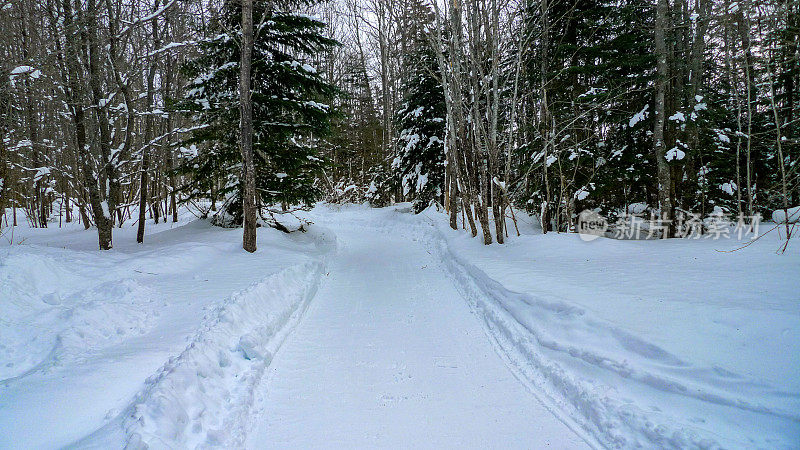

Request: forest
left=1, top=0, right=797, bottom=249
left=0, top=0, right=799, bottom=448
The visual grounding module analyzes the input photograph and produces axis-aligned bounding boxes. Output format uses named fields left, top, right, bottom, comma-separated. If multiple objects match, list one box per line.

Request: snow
left=100, top=201, right=111, bottom=219
left=0, top=256, right=157, bottom=381
left=118, top=257, right=330, bottom=448
left=1, top=204, right=797, bottom=449
left=402, top=132, right=420, bottom=153
left=578, top=87, right=605, bottom=98
left=117, top=0, right=177, bottom=36
left=303, top=100, right=328, bottom=111
left=629, top=104, right=649, bottom=127
left=10, top=66, right=35, bottom=75
left=492, top=176, right=506, bottom=190
left=721, top=181, right=737, bottom=195
left=287, top=60, right=317, bottom=74
left=147, top=40, right=195, bottom=57
left=665, top=147, right=686, bottom=161
left=772, top=206, right=800, bottom=224
left=415, top=172, right=429, bottom=191
left=32, top=167, right=50, bottom=182
left=668, top=111, right=686, bottom=122
left=0, top=208, right=334, bottom=448
left=414, top=206, right=799, bottom=448
left=245, top=206, right=588, bottom=448
left=627, top=202, right=648, bottom=214
left=9, top=65, right=42, bottom=82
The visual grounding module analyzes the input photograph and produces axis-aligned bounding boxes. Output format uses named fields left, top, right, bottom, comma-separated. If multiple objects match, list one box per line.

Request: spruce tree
left=391, top=5, right=446, bottom=213
left=178, top=0, right=337, bottom=226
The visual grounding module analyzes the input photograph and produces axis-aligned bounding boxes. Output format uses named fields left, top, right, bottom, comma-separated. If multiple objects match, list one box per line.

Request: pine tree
left=391, top=5, right=446, bottom=214
left=178, top=0, right=337, bottom=226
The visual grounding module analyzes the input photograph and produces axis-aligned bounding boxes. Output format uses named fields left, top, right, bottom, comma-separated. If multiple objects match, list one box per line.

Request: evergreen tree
left=517, top=0, right=657, bottom=226
left=391, top=5, right=446, bottom=213
left=327, top=51, right=383, bottom=190
left=178, top=0, right=337, bottom=225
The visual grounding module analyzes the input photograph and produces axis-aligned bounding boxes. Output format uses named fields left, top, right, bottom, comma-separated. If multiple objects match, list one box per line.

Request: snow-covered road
left=3, top=204, right=797, bottom=448
left=246, top=215, right=589, bottom=449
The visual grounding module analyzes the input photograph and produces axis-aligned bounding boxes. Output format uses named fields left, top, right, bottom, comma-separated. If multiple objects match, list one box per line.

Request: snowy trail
left=246, top=216, right=589, bottom=448
left=6, top=206, right=792, bottom=448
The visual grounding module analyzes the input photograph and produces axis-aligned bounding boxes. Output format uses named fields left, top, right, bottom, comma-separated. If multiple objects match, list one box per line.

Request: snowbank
left=419, top=211, right=799, bottom=449
left=67, top=226, right=338, bottom=449
left=772, top=206, right=800, bottom=224
left=0, top=248, right=157, bottom=382
left=1, top=210, right=336, bottom=448
left=433, top=239, right=797, bottom=448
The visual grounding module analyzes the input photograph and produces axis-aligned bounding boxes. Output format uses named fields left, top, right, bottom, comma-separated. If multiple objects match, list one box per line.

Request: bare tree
left=654, top=0, right=673, bottom=237
left=240, top=0, right=257, bottom=252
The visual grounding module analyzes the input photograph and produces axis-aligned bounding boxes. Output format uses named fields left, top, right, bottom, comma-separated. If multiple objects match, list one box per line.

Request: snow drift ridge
left=120, top=261, right=326, bottom=449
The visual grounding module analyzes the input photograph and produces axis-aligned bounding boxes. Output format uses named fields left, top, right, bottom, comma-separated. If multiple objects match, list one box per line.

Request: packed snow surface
left=245, top=207, right=588, bottom=448
left=1, top=204, right=798, bottom=449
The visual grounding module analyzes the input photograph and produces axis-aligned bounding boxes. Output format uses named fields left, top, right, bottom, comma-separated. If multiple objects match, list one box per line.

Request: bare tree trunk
left=736, top=1, right=756, bottom=219
left=767, top=59, right=792, bottom=238
left=85, top=0, right=120, bottom=227
left=475, top=168, right=493, bottom=244
left=488, top=0, right=503, bottom=244
left=138, top=0, right=160, bottom=243
left=151, top=167, right=161, bottom=224
left=20, top=3, right=46, bottom=228
left=723, top=11, right=745, bottom=219
left=163, top=13, right=179, bottom=224
left=685, top=0, right=710, bottom=210
left=540, top=0, right=551, bottom=234
left=654, top=0, right=673, bottom=238
left=0, top=116, right=6, bottom=229
left=240, top=0, right=257, bottom=253
left=62, top=0, right=112, bottom=249
left=447, top=163, right=458, bottom=229
left=429, top=0, right=476, bottom=237
left=105, top=0, right=134, bottom=226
